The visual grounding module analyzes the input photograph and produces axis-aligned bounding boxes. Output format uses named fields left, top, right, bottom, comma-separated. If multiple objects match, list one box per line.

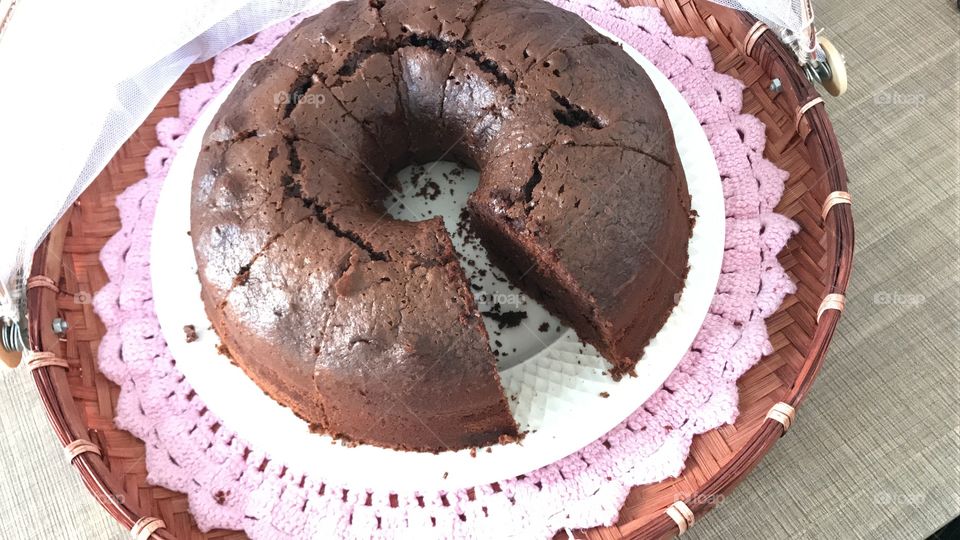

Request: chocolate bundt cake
left=191, top=0, right=693, bottom=451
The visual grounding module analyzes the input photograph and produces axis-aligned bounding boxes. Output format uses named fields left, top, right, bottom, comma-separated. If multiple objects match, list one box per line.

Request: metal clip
left=1, top=273, right=26, bottom=353
left=804, top=36, right=847, bottom=96
left=752, top=0, right=847, bottom=97
left=1, top=318, right=24, bottom=352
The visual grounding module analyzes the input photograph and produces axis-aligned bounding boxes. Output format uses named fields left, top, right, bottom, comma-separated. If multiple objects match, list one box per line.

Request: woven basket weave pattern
left=25, top=1, right=852, bottom=539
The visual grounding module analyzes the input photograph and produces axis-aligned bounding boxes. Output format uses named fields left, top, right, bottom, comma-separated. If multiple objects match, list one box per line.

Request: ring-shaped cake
left=191, top=0, right=693, bottom=451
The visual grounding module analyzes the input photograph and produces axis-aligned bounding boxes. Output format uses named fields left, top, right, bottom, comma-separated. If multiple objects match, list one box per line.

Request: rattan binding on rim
left=766, top=402, right=797, bottom=433
left=743, top=21, right=769, bottom=56
left=817, top=293, right=846, bottom=323
left=64, top=439, right=102, bottom=462
left=665, top=501, right=695, bottom=535
left=822, top=191, right=852, bottom=220
left=131, top=517, right=167, bottom=540
left=25, top=2, right=854, bottom=538
left=26, top=275, right=60, bottom=293
left=796, top=96, right=825, bottom=131
left=25, top=351, right=68, bottom=371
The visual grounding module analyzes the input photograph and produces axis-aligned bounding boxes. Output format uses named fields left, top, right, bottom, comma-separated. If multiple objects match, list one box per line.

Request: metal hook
left=804, top=60, right=832, bottom=85
left=812, top=36, right=847, bottom=96
left=1, top=319, right=25, bottom=352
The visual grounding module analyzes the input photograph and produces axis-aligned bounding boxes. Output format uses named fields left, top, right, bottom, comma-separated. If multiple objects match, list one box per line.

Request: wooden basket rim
left=23, top=4, right=854, bottom=539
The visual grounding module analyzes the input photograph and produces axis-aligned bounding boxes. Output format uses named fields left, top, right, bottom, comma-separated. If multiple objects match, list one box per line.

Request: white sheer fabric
left=0, top=0, right=327, bottom=318
left=707, top=0, right=817, bottom=60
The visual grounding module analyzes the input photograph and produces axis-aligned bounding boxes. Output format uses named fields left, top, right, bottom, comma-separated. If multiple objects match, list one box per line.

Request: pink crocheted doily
left=93, top=1, right=798, bottom=537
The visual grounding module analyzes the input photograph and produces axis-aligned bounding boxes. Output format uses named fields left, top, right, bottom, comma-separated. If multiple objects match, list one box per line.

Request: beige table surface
left=2, top=1, right=958, bottom=539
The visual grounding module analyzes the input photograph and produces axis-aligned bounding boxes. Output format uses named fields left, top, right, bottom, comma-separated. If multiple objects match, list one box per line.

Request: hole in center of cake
left=386, top=161, right=566, bottom=370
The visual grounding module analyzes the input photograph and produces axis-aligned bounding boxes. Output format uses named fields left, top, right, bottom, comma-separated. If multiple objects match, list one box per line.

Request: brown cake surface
left=191, top=0, right=692, bottom=451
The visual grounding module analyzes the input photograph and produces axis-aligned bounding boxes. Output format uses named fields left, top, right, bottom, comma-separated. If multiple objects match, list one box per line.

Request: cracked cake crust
left=191, top=0, right=692, bottom=451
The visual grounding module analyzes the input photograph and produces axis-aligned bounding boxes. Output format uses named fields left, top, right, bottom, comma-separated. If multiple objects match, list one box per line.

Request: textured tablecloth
left=1, top=0, right=958, bottom=538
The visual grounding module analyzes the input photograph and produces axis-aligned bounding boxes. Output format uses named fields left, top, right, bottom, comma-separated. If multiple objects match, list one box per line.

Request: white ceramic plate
left=150, top=25, right=723, bottom=492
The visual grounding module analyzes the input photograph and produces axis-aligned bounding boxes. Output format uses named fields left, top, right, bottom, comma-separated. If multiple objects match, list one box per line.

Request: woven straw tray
left=24, top=1, right=853, bottom=538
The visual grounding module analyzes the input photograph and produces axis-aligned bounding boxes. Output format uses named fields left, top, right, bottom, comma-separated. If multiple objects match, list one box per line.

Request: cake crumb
left=599, top=391, right=610, bottom=398
left=443, top=472, right=449, bottom=479
left=470, top=448, right=477, bottom=458
left=232, top=269, right=250, bottom=287
left=183, top=324, right=198, bottom=343
left=498, top=433, right=521, bottom=444
left=538, top=322, right=549, bottom=333
left=482, top=307, right=528, bottom=329
left=485, top=447, right=492, bottom=453
left=414, top=180, right=441, bottom=200
left=409, top=165, right=425, bottom=187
